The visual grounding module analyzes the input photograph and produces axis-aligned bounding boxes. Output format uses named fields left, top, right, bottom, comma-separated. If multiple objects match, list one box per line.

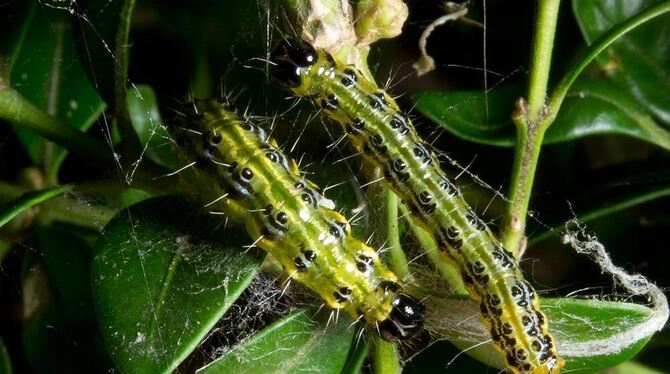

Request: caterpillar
left=170, top=98, right=425, bottom=341
left=270, top=39, right=563, bottom=374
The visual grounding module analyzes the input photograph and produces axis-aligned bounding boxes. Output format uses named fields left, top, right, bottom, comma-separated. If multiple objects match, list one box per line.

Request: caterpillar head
left=270, top=38, right=318, bottom=89
left=378, top=293, right=425, bottom=341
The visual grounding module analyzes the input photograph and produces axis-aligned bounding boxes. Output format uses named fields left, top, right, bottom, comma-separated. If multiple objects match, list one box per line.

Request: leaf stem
left=370, top=335, right=401, bottom=374
left=385, top=190, right=410, bottom=278
left=501, top=0, right=670, bottom=256
left=0, top=186, right=67, bottom=228
left=501, top=0, right=561, bottom=255
left=399, top=204, right=467, bottom=295
left=114, top=0, right=143, bottom=161
left=525, top=0, right=561, bottom=124
left=0, top=82, right=112, bottom=163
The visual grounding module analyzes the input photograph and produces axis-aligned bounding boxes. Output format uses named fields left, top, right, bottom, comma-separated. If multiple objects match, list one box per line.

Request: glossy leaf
left=412, top=84, right=518, bottom=146
left=412, top=78, right=670, bottom=150
left=427, top=296, right=663, bottom=373
left=127, top=85, right=178, bottom=168
left=610, top=361, right=665, bottom=374
left=8, top=0, right=105, bottom=178
left=21, top=227, right=113, bottom=373
left=74, top=0, right=134, bottom=110
left=92, top=197, right=262, bottom=374
left=198, top=309, right=355, bottom=374
left=0, top=186, right=66, bottom=228
left=573, top=0, right=670, bottom=124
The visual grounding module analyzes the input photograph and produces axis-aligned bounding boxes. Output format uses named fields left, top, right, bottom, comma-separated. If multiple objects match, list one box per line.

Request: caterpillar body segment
left=270, top=40, right=563, bottom=373
left=172, top=98, right=425, bottom=340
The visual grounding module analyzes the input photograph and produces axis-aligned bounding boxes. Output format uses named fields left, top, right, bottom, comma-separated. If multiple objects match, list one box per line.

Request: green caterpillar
left=170, top=98, right=424, bottom=340
left=270, top=40, right=563, bottom=374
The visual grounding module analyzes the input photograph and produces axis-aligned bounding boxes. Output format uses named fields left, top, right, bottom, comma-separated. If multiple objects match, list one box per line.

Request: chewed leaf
left=426, top=296, right=665, bottom=373
left=197, top=309, right=355, bottom=374
left=412, top=78, right=670, bottom=150
left=92, top=196, right=263, bottom=374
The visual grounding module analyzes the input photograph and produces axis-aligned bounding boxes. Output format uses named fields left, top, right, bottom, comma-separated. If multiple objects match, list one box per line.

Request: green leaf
left=412, top=84, right=519, bottom=147
left=74, top=0, right=134, bottom=111
left=610, top=361, right=665, bottom=374
left=92, top=196, right=263, bottom=374
left=197, top=309, right=355, bottom=374
left=427, top=296, right=664, bottom=373
left=412, top=78, right=670, bottom=150
left=0, top=337, right=11, bottom=374
left=73, top=0, right=143, bottom=156
left=127, top=85, right=178, bottom=169
left=0, top=186, right=66, bottom=228
left=370, top=335, right=402, bottom=374
left=21, top=227, right=114, bottom=373
left=7, top=0, right=105, bottom=179
left=573, top=0, right=670, bottom=124
left=551, top=78, right=670, bottom=149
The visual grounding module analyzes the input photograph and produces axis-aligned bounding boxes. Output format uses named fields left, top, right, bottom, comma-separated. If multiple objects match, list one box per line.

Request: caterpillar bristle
left=270, top=39, right=564, bottom=374
left=168, top=97, right=426, bottom=342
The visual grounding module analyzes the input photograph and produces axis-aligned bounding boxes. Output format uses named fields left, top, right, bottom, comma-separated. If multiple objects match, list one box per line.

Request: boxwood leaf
left=412, top=78, right=670, bottom=150
left=127, top=85, right=178, bottom=169
left=92, top=196, right=263, bottom=374
left=197, top=309, right=355, bottom=374
left=7, top=0, right=105, bottom=178
left=427, top=296, right=665, bottom=373
left=21, top=227, right=114, bottom=373
left=573, top=0, right=670, bottom=124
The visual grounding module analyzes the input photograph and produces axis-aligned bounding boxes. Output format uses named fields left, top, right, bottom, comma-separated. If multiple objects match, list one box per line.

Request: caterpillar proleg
left=170, top=98, right=425, bottom=341
left=270, top=39, right=563, bottom=373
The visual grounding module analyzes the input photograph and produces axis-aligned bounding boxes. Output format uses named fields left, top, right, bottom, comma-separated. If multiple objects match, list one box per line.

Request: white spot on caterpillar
left=299, top=208, right=311, bottom=221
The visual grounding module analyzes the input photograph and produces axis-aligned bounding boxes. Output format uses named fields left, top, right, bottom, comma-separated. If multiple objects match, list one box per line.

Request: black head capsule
left=378, top=293, right=426, bottom=341
left=269, top=38, right=317, bottom=87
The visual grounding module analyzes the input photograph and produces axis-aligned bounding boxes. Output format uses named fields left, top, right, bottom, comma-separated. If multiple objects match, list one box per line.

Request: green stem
left=525, top=0, right=561, bottom=123
left=501, top=0, right=670, bottom=256
left=530, top=186, right=670, bottom=246
left=370, top=335, right=401, bottom=374
left=0, top=186, right=66, bottom=228
left=341, top=340, right=369, bottom=374
left=501, top=0, right=561, bottom=256
left=546, top=0, right=670, bottom=125
left=385, top=190, right=410, bottom=278
left=399, top=204, right=467, bottom=295
left=0, top=84, right=112, bottom=164
left=116, top=0, right=142, bottom=158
